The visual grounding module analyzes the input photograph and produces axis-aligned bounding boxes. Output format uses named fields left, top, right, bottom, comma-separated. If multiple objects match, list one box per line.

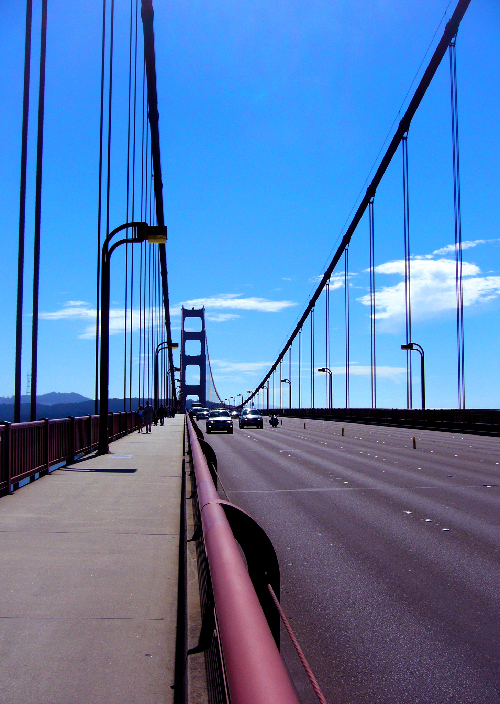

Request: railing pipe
left=186, top=414, right=299, bottom=704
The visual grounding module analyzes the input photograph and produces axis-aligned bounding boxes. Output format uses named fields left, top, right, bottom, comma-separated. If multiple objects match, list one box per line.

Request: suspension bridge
left=1, top=0, right=500, bottom=702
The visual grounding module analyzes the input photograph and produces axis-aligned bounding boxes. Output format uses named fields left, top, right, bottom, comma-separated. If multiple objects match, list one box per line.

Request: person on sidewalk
left=137, top=405, right=144, bottom=433
left=158, top=405, right=165, bottom=426
left=143, top=402, right=154, bottom=433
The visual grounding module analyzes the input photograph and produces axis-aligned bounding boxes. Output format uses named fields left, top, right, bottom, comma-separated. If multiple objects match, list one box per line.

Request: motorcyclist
left=269, top=414, right=279, bottom=427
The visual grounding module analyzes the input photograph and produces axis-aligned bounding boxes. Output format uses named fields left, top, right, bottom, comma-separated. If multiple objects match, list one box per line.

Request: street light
left=318, top=367, right=333, bottom=409
left=401, top=343, right=425, bottom=410
left=154, top=341, right=178, bottom=409
left=246, top=391, right=254, bottom=408
left=237, top=393, right=243, bottom=407
left=98, top=221, right=166, bottom=455
left=264, top=381, right=270, bottom=410
left=281, top=378, right=292, bottom=410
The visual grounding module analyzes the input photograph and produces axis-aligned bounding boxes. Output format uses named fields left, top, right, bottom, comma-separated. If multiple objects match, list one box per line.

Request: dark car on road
left=239, top=409, right=264, bottom=429
left=206, top=409, right=233, bottom=434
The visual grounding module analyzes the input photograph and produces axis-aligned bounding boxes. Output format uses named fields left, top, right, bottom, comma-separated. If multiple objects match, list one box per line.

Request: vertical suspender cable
left=310, top=308, right=315, bottom=409
left=449, top=34, right=465, bottom=409
left=298, top=329, right=302, bottom=409
left=344, top=247, right=350, bottom=408
left=279, top=360, right=282, bottom=408
left=325, top=281, right=330, bottom=407
left=369, top=197, right=376, bottom=409
left=95, top=0, right=107, bottom=414
left=30, top=0, right=48, bottom=422
left=402, top=133, right=412, bottom=409
left=14, top=0, right=33, bottom=424
left=289, top=346, right=292, bottom=408
left=129, top=0, right=138, bottom=409
left=123, top=0, right=134, bottom=411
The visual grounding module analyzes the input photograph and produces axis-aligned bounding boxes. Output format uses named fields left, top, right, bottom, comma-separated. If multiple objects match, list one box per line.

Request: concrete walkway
left=0, top=416, right=184, bottom=704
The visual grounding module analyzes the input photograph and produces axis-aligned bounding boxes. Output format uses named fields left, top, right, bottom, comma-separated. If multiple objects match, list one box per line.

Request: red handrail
left=186, top=414, right=299, bottom=704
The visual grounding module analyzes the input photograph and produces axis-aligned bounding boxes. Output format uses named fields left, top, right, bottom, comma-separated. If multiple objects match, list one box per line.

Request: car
left=239, top=409, right=264, bottom=429
left=231, top=410, right=240, bottom=419
left=206, top=409, right=233, bottom=434
left=195, top=408, right=210, bottom=420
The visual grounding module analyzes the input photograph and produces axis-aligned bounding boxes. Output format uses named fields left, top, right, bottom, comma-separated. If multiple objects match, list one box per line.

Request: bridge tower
left=180, top=307, right=207, bottom=411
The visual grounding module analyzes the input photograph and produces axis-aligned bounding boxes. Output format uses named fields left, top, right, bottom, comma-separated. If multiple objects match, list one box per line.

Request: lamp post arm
left=108, top=235, right=144, bottom=259
left=104, top=221, right=147, bottom=250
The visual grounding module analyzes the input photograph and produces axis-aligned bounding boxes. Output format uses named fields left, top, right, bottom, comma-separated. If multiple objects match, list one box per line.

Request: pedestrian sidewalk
left=0, top=415, right=185, bottom=704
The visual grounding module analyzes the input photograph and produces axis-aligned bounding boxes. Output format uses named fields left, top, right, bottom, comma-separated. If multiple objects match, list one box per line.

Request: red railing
left=0, top=411, right=138, bottom=495
left=186, top=413, right=299, bottom=704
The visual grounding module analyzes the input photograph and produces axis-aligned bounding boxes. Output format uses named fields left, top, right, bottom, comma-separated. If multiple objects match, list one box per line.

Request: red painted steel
left=186, top=414, right=300, bottom=704
left=0, top=411, right=138, bottom=494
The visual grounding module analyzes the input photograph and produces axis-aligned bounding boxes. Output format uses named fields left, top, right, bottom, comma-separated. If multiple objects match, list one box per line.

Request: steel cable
left=344, top=248, right=350, bottom=408
left=268, top=584, right=328, bottom=704
left=29, top=0, right=48, bottom=422
left=369, top=198, right=377, bottom=409
left=449, top=34, right=465, bottom=409
left=94, top=0, right=106, bottom=415
left=402, top=133, right=413, bottom=409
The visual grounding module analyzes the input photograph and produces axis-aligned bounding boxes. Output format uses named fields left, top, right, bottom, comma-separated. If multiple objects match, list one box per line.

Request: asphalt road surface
left=203, top=416, right=500, bottom=704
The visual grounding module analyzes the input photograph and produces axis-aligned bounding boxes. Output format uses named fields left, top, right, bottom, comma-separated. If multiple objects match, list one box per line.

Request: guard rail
left=0, top=411, right=138, bottom=495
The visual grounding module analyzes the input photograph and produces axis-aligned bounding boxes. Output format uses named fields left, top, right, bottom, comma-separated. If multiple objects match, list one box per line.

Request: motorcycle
left=269, top=415, right=279, bottom=428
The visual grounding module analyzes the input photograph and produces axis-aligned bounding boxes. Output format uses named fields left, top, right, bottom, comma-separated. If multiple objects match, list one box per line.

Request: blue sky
left=0, top=0, right=499, bottom=409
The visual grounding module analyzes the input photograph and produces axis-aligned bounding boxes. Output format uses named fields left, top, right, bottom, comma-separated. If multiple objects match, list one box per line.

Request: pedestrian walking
left=143, top=402, right=154, bottom=433
left=158, top=405, right=165, bottom=426
left=137, top=405, right=144, bottom=433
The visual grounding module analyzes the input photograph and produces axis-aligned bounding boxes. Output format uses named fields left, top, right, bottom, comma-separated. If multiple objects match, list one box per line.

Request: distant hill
left=0, top=392, right=92, bottom=406
left=0, top=398, right=142, bottom=423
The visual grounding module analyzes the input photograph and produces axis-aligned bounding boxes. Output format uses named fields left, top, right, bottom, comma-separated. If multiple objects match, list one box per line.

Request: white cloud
left=171, top=293, right=296, bottom=316
left=40, top=301, right=164, bottom=340
left=432, top=238, right=499, bottom=256
left=206, top=313, right=241, bottom=322
left=358, top=243, right=500, bottom=329
left=210, top=359, right=273, bottom=374
left=310, top=272, right=346, bottom=289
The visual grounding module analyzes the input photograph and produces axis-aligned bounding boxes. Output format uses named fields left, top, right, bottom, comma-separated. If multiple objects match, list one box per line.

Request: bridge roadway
left=205, top=416, right=500, bottom=704
left=0, top=416, right=185, bottom=704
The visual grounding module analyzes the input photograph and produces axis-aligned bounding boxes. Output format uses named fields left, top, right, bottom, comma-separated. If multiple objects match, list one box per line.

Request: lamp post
left=318, top=367, right=333, bottom=409
left=154, top=341, right=178, bottom=409
left=264, top=381, right=270, bottom=411
left=246, top=391, right=253, bottom=408
left=401, top=343, right=425, bottom=410
left=281, top=378, right=291, bottom=410
left=237, top=393, right=243, bottom=408
left=98, top=221, right=166, bottom=455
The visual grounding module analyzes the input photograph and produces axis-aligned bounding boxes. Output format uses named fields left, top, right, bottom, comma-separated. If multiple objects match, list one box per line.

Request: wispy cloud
left=206, top=313, right=241, bottom=322
left=358, top=241, right=500, bottom=330
left=328, top=364, right=406, bottom=378
left=210, top=359, right=273, bottom=374
left=40, top=301, right=162, bottom=339
left=431, top=238, right=499, bottom=256
left=310, top=272, right=346, bottom=289
left=171, top=293, right=296, bottom=316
